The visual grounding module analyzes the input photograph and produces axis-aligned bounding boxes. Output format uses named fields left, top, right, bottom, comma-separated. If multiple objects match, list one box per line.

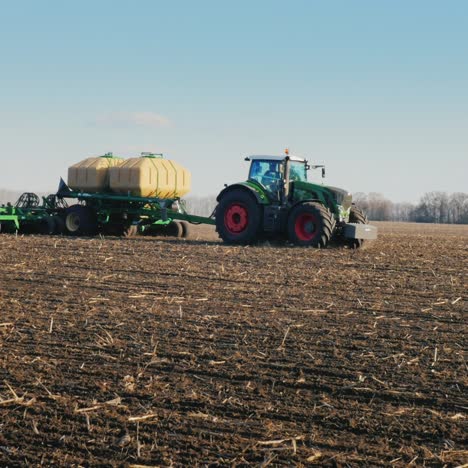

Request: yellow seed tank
left=109, top=153, right=191, bottom=198
left=67, top=153, right=123, bottom=192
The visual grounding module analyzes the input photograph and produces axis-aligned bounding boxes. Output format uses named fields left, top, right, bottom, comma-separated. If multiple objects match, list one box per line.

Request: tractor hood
left=295, top=181, right=352, bottom=211
left=325, top=186, right=353, bottom=210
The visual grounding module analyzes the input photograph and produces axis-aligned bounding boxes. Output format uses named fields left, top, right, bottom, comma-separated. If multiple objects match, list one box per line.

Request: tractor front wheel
left=216, top=190, right=262, bottom=245
left=287, top=202, right=334, bottom=248
left=348, top=205, right=368, bottom=248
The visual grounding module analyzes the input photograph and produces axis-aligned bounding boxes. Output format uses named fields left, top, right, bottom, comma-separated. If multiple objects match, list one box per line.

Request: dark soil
left=0, top=223, right=466, bottom=466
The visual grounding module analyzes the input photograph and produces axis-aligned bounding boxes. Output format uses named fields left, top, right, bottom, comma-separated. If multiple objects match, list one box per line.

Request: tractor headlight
left=338, top=204, right=351, bottom=222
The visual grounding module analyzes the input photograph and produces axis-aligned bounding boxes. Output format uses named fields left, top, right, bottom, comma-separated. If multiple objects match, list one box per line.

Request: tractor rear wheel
left=65, top=205, right=97, bottom=236
left=287, top=202, right=334, bottom=247
left=216, top=190, right=262, bottom=244
left=348, top=205, right=368, bottom=248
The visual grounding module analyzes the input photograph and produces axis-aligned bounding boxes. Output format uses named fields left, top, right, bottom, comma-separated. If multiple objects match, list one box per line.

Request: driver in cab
left=261, top=162, right=282, bottom=191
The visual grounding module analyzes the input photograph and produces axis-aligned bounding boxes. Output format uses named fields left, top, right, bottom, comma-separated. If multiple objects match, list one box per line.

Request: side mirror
left=322, top=168, right=326, bottom=178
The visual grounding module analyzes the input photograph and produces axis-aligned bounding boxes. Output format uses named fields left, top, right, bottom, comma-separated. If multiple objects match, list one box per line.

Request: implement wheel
left=122, top=225, right=138, bottom=237
left=287, top=202, right=334, bottom=248
left=109, top=224, right=138, bottom=237
left=38, top=217, right=56, bottom=235
left=53, top=216, right=65, bottom=235
left=216, top=189, right=262, bottom=245
left=166, top=221, right=183, bottom=237
left=348, top=205, right=368, bottom=249
left=65, top=205, right=97, bottom=236
left=179, top=221, right=191, bottom=238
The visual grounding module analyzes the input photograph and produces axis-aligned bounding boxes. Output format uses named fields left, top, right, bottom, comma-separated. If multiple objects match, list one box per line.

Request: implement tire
left=122, top=225, right=138, bottom=237
left=179, top=221, right=191, bottom=238
left=166, top=221, right=183, bottom=238
left=348, top=205, right=368, bottom=249
left=53, top=216, right=65, bottom=235
left=287, top=202, right=334, bottom=248
left=216, top=189, right=262, bottom=245
left=38, top=216, right=56, bottom=235
left=65, top=205, right=97, bottom=236
left=109, top=224, right=138, bottom=237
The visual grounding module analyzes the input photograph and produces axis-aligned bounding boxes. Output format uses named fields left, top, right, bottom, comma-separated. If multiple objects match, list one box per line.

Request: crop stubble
left=0, top=223, right=466, bottom=466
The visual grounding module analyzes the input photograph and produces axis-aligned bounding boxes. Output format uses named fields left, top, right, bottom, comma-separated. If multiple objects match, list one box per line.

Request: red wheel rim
left=295, top=213, right=318, bottom=241
left=224, top=203, right=249, bottom=234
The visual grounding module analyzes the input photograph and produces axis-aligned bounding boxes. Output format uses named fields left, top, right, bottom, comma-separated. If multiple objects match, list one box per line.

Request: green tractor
left=215, top=153, right=377, bottom=247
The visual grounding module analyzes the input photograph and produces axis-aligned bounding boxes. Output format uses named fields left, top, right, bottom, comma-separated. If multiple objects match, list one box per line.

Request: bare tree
left=185, top=196, right=217, bottom=217
left=392, top=202, right=414, bottom=222
left=412, top=192, right=450, bottom=223
left=0, top=190, right=22, bottom=205
left=352, top=192, right=393, bottom=221
left=448, top=192, right=468, bottom=224
left=353, top=191, right=467, bottom=224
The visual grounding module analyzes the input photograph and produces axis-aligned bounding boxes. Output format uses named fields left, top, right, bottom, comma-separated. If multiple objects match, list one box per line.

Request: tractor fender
left=289, top=197, right=339, bottom=218
left=216, top=183, right=269, bottom=205
left=288, top=198, right=323, bottom=212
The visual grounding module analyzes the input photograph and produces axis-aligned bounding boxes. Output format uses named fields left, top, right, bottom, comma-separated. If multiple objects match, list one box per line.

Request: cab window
left=249, top=160, right=283, bottom=189
left=289, top=162, right=307, bottom=182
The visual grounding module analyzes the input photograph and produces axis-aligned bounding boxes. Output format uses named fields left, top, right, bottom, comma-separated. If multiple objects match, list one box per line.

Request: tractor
left=215, top=152, right=377, bottom=247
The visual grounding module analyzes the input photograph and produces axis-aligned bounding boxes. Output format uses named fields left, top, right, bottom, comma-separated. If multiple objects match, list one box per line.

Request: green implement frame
left=61, top=189, right=215, bottom=225
left=0, top=208, right=21, bottom=231
left=0, top=180, right=215, bottom=235
left=0, top=202, right=51, bottom=232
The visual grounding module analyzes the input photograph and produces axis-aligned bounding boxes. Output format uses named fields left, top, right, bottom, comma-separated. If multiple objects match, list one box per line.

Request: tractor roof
left=246, top=155, right=307, bottom=163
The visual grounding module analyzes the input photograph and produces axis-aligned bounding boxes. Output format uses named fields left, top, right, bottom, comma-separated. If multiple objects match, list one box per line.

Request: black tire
left=122, top=225, right=138, bottom=237
left=287, top=202, right=334, bottom=247
left=140, top=224, right=154, bottom=236
left=64, top=205, right=97, bottom=236
left=215, top=189, right=262, bottom=245
left=348, top=205, right=368, bottom=249
left=140, top=224, right=163, bottom=236
left=53, top=216, right=65, bottom=235
left=165, top=220, right=183, bottom=237
left=107, top=224, right=139, bottom=237
left=38, top=216, right=56, bottom=235
left=179, top=221, right=191, bottom=238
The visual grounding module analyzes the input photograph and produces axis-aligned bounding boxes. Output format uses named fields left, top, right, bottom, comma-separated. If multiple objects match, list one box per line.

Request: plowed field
left=0, top=223, right=466, bottom=466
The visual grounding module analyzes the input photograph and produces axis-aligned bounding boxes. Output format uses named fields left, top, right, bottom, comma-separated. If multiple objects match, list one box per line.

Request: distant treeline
left=353, top=192, right=468, bottom=224
left=186, top=191, right=468, bottom=224
left=3, top=189, right=467, bottom=224
left=185, top=196, right=218, bottom=217
left=0, top=189, right=22, bottom=205
left=0, top=189, right=48, bottom=206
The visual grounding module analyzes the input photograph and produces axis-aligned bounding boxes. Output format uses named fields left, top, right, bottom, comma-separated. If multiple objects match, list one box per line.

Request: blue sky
left=0, top=0, right=467, bottom=202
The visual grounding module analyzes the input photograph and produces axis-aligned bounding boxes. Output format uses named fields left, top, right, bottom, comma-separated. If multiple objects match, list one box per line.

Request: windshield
left=289, top=161, right=307, bottom=182
left=248, top=160, right=284, bottom=190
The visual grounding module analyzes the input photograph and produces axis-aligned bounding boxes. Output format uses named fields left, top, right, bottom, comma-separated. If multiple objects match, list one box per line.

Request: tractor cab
left=246, top=154, right=313, bottom=202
